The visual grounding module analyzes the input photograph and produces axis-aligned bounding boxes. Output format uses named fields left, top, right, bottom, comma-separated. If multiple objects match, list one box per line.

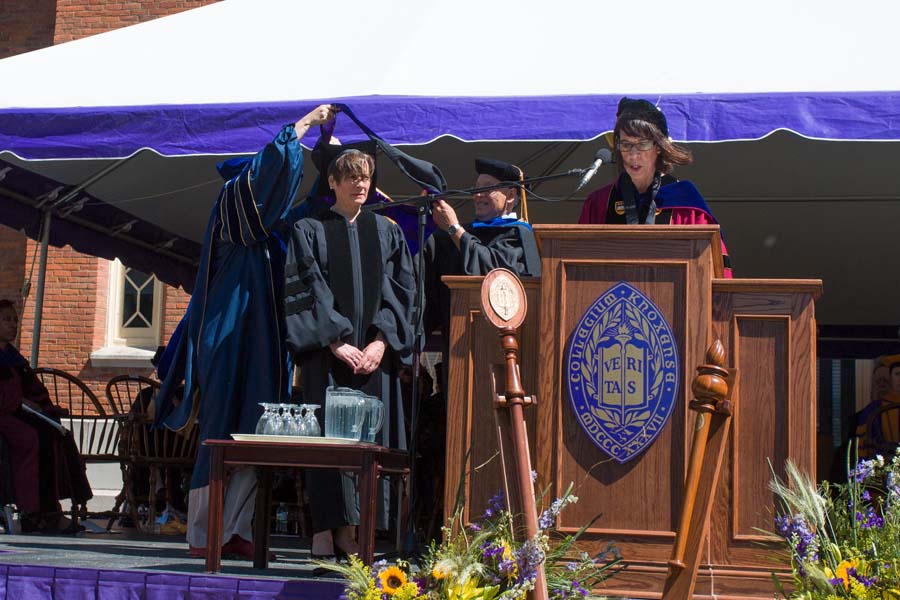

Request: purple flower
left=848, top=489, right=874, bottom=510
left=847, top=567, right=877, bottom=588
left=498, top=557, right=517, bottom=577
left=888, top=472, right=900, bottom=503
left=571, top=581, right=589, bottom=597
left=851, top=459, right=877, bottom=483
left=538, top=508, right=556, bottom=530
left=480, top=541, right=504, bottom=561
left=514, top=539, right=545, bottom=584
left=775, top=514, right=819, bottom=563
left=469, top=523, right=482, bottom=531
left=856, top=506, right=884, bottom=529
left=412, top=576, right=427, bottom=594
left=553, top=580, right=588, bottom=599
left=539, top=497, right=569, bottom=530
left=480, top=491, right=506, bottom=522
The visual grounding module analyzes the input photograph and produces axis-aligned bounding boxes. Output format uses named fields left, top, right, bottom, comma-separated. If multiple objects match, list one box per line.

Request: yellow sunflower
left=828, top=558, right=859, bottom=591
left=378, top=566, right=408, bottom=596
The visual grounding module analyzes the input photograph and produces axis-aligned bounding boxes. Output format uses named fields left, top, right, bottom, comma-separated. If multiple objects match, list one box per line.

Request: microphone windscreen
left=596, top=148, right=613, bottom=163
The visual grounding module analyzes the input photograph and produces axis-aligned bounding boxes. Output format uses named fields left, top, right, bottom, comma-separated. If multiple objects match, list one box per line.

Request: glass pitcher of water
left=361, top=395, right=384, bottom=443
left=325, top=387, right=366, bottom=441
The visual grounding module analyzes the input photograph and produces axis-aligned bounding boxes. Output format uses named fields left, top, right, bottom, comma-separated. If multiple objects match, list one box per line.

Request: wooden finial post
left=664, top=339, right=736, bottom=599
left=481, top=269, right=547, bottom=600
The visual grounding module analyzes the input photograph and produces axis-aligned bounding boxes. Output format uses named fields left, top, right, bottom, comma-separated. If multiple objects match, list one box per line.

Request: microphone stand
left=364, top=193, right=434, bottom=557
left=362, top=164, right=589, bottom=556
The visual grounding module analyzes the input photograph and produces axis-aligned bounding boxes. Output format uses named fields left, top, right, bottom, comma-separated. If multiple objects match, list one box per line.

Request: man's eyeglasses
left=617, top=140, right=655, bottom=153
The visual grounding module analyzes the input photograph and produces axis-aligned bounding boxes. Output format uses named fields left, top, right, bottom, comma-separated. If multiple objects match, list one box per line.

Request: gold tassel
left=515, top=165, right=529, bottom=223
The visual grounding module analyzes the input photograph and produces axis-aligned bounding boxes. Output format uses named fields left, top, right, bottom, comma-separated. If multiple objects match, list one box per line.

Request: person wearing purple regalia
left=153, top=105, right=336, bottom=559
left=578, top=97, right=733, bottom=277
left=0, top=299, right=92, bottom=535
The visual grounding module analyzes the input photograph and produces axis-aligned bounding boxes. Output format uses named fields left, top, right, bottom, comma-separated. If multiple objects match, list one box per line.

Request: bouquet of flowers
left=771, top=447, right=900, bottom=599
left=320, top=482, right=622, bottom=600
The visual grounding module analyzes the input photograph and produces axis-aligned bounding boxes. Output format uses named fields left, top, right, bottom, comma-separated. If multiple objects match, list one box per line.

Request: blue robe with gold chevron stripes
left=154, top=124, right=302, bottom=489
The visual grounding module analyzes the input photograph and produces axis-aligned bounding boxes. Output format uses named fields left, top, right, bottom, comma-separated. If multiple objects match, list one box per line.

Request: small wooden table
left=204, top=438, right=409, bottom=573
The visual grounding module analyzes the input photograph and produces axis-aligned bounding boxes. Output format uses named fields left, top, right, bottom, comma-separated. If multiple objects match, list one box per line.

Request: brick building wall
left=0, top=0, right=57, bottom=58
left=1, top=0, right=217, bottom=406
left=53, top=0, right=220, bottom=45
left=0, top=229, right=26, bottom=313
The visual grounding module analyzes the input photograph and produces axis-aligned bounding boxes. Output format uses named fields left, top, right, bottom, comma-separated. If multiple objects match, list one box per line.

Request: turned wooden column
left=481, top=268, right=547, bottom=600
left=664, top=340, right=736, bottom=599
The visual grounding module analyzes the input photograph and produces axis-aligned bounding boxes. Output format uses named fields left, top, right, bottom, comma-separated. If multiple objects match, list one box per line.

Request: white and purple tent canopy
left=1, top=0, right=899, bottom=326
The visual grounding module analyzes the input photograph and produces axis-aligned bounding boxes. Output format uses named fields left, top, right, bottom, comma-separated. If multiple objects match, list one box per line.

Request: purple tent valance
left=3, top=91, right=900, bottom=161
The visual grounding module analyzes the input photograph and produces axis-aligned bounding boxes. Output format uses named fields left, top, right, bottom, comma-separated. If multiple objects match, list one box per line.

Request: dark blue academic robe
left=155, top=124, right=302, bottom=489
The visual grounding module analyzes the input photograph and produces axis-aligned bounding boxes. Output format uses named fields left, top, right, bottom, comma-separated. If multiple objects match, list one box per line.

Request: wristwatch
left=447, top=223, right=462, bottom=236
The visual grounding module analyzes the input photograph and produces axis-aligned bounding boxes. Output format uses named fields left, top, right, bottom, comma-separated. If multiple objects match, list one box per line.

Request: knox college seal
left=566, top=281, right=679, bottom=463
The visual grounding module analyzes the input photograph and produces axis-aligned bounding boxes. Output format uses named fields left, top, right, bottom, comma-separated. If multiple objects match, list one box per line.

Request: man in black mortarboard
left=417, top=158, right=540, bottom=538
left=423, top=157, right=541, bottom=348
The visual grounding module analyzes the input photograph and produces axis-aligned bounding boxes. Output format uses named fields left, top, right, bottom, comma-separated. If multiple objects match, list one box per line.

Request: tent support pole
left=28, top=153, right=142, bottom=365
left=29, top=209, right=51, bottom=367
left=50, top=154, right=138, bottom=211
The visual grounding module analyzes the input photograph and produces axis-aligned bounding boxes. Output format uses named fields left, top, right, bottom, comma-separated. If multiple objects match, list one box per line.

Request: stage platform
left=0, top=523, right=357, bottom=599
left=0, top=523, right=641, bottom=599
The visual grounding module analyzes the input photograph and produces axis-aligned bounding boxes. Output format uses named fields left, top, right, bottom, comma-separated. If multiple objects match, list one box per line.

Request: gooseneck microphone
left=574, top=148, right=613, bottom=192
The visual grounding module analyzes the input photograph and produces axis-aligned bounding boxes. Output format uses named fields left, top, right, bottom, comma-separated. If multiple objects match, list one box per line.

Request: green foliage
left=771, top=447, right=900, bottom=599
left=321, top=479, right=623, bottom=600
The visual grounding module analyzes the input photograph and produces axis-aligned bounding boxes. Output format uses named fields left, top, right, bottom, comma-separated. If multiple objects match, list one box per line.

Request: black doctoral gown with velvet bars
left=423, top=219, right=541, bottom=341
left=283, top=209, right=416, bottom=531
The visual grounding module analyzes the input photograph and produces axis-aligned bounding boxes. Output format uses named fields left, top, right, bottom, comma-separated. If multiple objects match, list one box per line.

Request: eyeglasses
left=473, top=188, right=507, bottom=197
left=617, top=140, right=655, bottom=153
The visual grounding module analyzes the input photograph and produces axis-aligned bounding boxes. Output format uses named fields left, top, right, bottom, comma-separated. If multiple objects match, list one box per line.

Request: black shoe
left=118, top=515, right=136, bottom=528
left=58, top=521, right=85, bottom=535
left=19, top=514, right=43, bottom=534
left=22, top=512, right=85, bottom=536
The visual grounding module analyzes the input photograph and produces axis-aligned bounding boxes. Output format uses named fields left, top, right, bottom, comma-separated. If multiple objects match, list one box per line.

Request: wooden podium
left=443, top=225, right=821, bottom=599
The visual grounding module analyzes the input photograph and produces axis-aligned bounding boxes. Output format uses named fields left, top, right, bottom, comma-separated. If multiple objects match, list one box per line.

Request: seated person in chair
left=127, top=381, right=188, bottom=527
left=855, top=355, right=900, bottom=458
left=0, top=299, right=92, bottom=534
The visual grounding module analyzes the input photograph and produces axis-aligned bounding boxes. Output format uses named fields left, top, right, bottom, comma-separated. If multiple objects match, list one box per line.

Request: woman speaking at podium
left=578, top=97, right=732, bottom=277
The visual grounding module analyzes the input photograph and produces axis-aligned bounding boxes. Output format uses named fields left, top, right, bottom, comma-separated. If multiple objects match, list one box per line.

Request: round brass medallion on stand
left=480, top=268, right=527, bottom=329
